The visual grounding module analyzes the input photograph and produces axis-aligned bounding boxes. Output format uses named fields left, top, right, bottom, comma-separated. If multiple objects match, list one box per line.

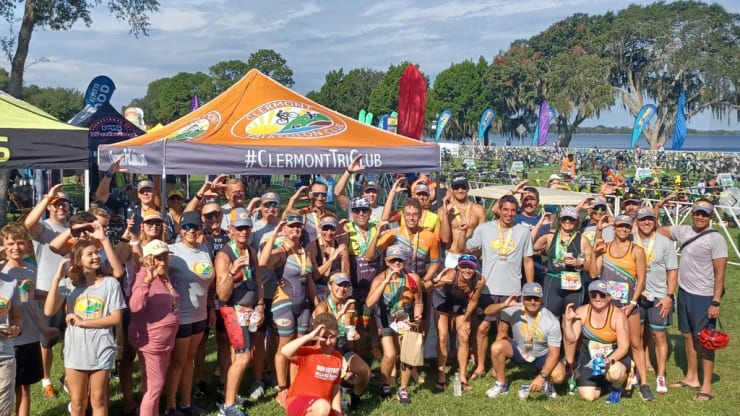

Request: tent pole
left=160, top=138, right=167, bottom=214
left=84, top=169, right=90, bottom=211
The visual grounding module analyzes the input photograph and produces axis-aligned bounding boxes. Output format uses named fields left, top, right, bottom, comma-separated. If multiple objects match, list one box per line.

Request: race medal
left=499, top=253, right=508, bottom=261
left=518, top=344, right=535, bottom=363
left=560, top=271, right=582, bottom=291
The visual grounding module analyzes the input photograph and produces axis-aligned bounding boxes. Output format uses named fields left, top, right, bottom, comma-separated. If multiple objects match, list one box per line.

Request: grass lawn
left=24, top=172, right=740, bottom=415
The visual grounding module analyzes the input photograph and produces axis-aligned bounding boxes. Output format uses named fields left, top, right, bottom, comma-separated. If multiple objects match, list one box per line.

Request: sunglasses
left=388, top=258, right=405, bottom=264
left=182, top=223, right=201, bottom=232
left=321, top=225, right=337, bottom=232
left=71, top=225, right=94, bottom=237
left=589, top=291, right=608, bottom=299
left=144, top=221, right=164, bottom=227
left=560, top=216, right=578, bottom=223
left=52, top=201, right=70, bottom=208
left=523, top=296, right=542, bottom=302
left=234, top=225, right=251, bottom=232
left=287, top=223, right=304, bottom=228
left=693, top=211, right=711, bottom=217
left=363, top=189, right=378, bottom=194
left=336, top=282, right=351, bottom=288
left=203, top=211, right=221, bottom=220
left=592, top=206, right=607, bottom=212
left=351, top=208, right=370, bottom=214
left=459, top=254, right=478, bottom=263
left=615, top=223, right=632, bottom=229
left=415, top=192, right=429, bottom=197
left=262, top=201, right=279, bottom=209
left=285, top=215, right=303, bottom=223
left=154, top=253, right=169, bottom=261
left=312, top=192, right=328, bottom=198
left=452, top=185, right=468, bottom=190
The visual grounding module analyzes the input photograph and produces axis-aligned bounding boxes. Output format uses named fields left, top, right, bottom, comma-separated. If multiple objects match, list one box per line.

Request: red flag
left=397, top=65, right=427, bottom=140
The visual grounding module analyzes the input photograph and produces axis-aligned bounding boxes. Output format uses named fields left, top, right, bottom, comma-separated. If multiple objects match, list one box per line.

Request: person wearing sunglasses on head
left=285, top=182, right=330, bottom=243
left=563, top=280, right=631, bottom=404
left=437, top=174, right=486, bottom=269
left=532, top=206, right=592, bottom=377
left=425, top=254, right=486, bottom=393
left=656, top=198, right=727, bottom=401
left=215, top=208, right=264, bottom=416
left=632, top=207, right=678, bottom=396
left=163, top=211, right=214, bottom=416
left=313, top=272, right=371, bottom=411
left=590, top=214, right=652, bottom=401
left=365, top=245, right=423, bottom=405
left=259, top=210, right=320, bottom=401
left=335, top=155, right=384, bottom=220
left=579, top=197, right=615, bottom=246
left=305, top=214, right=349, bottom=302
left=23, top=183, right=70, bottom=399
left=487, top=282, right=565, bottom=400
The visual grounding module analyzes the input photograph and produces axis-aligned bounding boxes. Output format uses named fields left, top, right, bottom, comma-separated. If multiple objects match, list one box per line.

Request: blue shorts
left=677, top=288, right=711, bottom=338
left=509, top=340, right=547, bottom=370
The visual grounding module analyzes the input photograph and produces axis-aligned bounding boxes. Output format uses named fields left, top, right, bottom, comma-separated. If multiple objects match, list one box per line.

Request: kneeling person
left=487, top=282, right=565, bottom=399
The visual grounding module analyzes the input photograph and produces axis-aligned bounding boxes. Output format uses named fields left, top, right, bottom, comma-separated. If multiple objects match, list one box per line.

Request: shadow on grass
left=669, top=331, right=721, bottom=384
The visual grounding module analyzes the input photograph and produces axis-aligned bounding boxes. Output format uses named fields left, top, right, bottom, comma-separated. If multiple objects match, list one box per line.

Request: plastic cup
left=345, top=325, right=358, bottom=340
left=518, top=385, right=530, bottom=401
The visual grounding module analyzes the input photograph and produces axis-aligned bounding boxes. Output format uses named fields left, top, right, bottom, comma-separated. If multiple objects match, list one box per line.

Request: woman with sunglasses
left=580, top=197, right=615, bottom=246
left=127, top=240, right=179, bottom=416
left=314, top=272, right=370, bottom=411
left=306, top=214, right=349, bottom=302
left=563, top=281, right=631, bottom=404
left=590, top=214, right=652, bottom=401
left=285, top=182, right=330, bottom=242
left=163, top=211, right=214, bottom=415
left=259, top=210, right=319, bottom=397
left=215, top=207, right=264, bottom=416
left=426, top=254, right=485, bottom=392
left=44, top=240, right=126, bottom=416
left=365, top=245, right=422, bottom=405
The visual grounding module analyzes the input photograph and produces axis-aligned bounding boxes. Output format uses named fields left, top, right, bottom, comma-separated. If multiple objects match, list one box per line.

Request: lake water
left=482, top=134, right=740, bottom=153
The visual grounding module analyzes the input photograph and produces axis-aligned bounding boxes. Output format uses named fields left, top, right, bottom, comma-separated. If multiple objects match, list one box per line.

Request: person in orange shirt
left=560, top=154, right=577, bottom=180
left=279, top=313, right=344, bottom=416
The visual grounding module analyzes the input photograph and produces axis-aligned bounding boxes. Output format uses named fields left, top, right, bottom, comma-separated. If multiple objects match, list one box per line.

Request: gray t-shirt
left=501, top=305, right=561, bottom=359
left=33, top=218, right=68, bottom=292
left=1, top=263, right=40, bottom=346
left=168, top=242, right=214, bottom=325
left=635, top=233, right=678, bottom=299
left=466, top=221, right=534, bottom=296
left=60, top=276, right=126, bottom=370
left=669, top=226, right=728, bottom=296
left=250, top=220, right=277, bottom=300
left=582, top=224, right=615, bottom=245
left=0, top=278, right=20, bottom=359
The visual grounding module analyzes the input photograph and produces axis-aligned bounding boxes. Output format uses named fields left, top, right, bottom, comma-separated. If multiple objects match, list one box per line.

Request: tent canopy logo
left=165, top=111, right=222, bottom=141
left=235, top=100, right=346, bottom=140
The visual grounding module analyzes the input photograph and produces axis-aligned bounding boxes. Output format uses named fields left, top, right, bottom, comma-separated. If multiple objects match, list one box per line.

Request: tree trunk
left=8, top=0, right=36, bottom=97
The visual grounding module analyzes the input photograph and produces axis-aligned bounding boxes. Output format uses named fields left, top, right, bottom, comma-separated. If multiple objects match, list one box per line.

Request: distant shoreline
left=575, top=127, right=740, bottom=136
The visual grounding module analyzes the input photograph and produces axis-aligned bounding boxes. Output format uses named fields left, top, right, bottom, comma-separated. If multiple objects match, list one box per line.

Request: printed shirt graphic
left=501, top=306, right=561, bottom=359
left=467, top=222, right=533, bottom=296
left=0, top=278, right=20, bottom=358
left=1, top=263, right=40, bottom=346
left=168, top=242, right=215, bottom=325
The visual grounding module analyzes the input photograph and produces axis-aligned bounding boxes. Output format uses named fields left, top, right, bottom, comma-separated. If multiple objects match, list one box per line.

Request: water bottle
left=453, top=372, right=462, bottom=396
left=568, top=374, right=577, bottom=395
left=341, top=387, right=349, bottom=410
left=248, top=309, right=262, bottom=332
left=592, top=353, right=605, bottom=376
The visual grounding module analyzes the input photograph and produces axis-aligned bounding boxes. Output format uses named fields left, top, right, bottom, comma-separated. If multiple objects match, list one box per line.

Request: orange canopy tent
left=98, top=70, right=439, bottom=175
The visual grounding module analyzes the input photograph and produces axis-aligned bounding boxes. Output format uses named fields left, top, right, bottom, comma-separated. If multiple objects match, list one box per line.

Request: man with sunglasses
left=438, top=174, right=486, bottom=268
left=633, top=207, right=677, bottom=395
left=487, top=283, right=564, bottom=399
left=383, top=178, right=440, bottom=236
left=657, top=199, right=727, bottom=401
left=335, top=155, right=384, bottom=220
left=285, top=182, right=330, bottom=243
left=620, top=192, right=642, bottom=222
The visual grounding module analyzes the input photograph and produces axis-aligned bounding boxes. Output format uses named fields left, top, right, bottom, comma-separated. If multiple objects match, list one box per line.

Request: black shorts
left=15, top=342, right=43, bottom=386
left=176, top=319, right=208, bottom=339
left=575, top=353, right=631, bottom=388
left=477, top=294, right=510, bottom=322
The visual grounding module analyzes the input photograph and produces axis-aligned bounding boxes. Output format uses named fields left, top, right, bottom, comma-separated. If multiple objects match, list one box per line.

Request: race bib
left=606, top=280, right=630, bottom=304
left=234, top=305, right=253, bottom=327
left=587, top=340, right=614, bottom=359
left=560, top=271, right=582, bottom=291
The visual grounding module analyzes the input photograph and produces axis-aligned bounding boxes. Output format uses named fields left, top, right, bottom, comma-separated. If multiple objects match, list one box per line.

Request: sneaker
left=606, top=388, right=622, bottom=404
left=218, top=404, right=245, bottom=416
left=379, top=384, right=392, bottom=400
left=193, top=380, right=207, bottom=399
left=349, top=393, right=361, bottom=411
left=656, top=376, right=668, bottom=395
left=216, top=384, right=225, bottom=405
left=43, top=383, right=57, bottom=399
left=486, top=382, right=509, bottom=398
left=397, top=388, right=411, bottom=405
left=543, top=381, right=557, bottom=399
left=163, top=409, right=185, bottom=416
left=177, top=404, right=205, bottom=416
left=639, top=384, right=655, bottom=401
left=248, top=380, right=266, bottom=401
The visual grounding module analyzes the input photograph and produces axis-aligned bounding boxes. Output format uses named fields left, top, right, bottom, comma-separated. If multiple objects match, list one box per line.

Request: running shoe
left=163, top=408, right=185, bottom=416
left=543, top=381, right=558, bottom=399
left=43, top=383, right=57, bottom=399
left=379, top=384, right=392, bottom=400
left=193, top=380, right=207, bottom=399
left=639, top=384, right=655, bottom=401
left=248, top=380, right=266, bottom=401
left=218, top=404, right=245, bottom=416
left=397, top=388, right=411, bottom=405
left=656, top=376, right=668, bottom=395
left=350, top=392, right=361, bottom=411
left=177, top=404, right=205, bottom=416
left=606, top=388, right=622, bottom=404
left=486, top=382, right=509, bottom=399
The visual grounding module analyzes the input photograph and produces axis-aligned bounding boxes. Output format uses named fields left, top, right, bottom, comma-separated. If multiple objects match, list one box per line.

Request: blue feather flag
left=672, top=92, right=688, bottom=150
left=631, top=104, right=657, bottom=147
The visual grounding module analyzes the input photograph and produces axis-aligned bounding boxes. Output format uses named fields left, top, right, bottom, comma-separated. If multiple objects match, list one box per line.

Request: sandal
left=468, top=371, right=486, bottom=381
left=669, top=381, right=700, bottom=390
left=461, top=382, right=472, bottom=392
left=693, top=392, right=714, bottom=401
left=435, top=381, right=447, bottom=391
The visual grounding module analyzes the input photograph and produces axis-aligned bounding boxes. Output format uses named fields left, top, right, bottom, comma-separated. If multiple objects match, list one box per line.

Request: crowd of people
left=0, top=153, right=729, bottom=416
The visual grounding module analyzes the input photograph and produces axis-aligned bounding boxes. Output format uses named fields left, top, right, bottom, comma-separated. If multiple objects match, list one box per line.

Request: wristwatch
left=711, top=300, right=721, bottom=307
left=539, top=372, right=549, bottom=380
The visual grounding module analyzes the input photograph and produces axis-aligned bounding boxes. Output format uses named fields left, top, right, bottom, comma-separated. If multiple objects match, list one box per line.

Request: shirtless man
left=437, top=174, right=486, bottom=268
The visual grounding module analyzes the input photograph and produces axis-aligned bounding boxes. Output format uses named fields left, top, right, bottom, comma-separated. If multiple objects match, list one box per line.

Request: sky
left=1, top=0, right=738, bottom=130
